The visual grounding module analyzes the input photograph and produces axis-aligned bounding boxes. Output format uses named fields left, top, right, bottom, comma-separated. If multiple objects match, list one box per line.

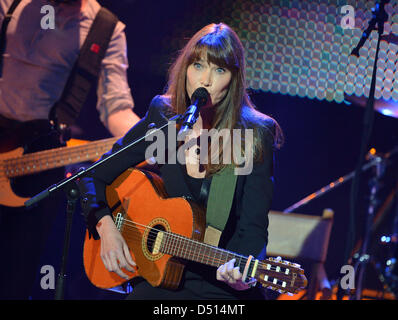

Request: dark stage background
left=31, top=0, right=398, bottom=299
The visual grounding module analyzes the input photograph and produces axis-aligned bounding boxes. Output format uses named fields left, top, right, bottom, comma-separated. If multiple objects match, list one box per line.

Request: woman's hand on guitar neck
left=216, top=259, right=256, bottom=291
left=96, top=215, right=136, bottom=280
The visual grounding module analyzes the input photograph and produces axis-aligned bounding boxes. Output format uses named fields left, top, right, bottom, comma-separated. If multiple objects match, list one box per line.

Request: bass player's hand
left=96, top=215, right=136, bottom=280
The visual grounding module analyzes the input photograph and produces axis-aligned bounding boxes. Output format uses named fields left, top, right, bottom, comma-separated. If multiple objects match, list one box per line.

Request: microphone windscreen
left=191, top=87, right=209, bottom=107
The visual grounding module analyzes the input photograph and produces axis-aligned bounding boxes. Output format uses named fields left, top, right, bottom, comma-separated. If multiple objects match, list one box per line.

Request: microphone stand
left=351, top=155, right=386, bottom=300
left=282, top=149, right=395, bottom=213
left=25, top=114, right=182, bottom=300
left=339, top=0, right=389, bottom=300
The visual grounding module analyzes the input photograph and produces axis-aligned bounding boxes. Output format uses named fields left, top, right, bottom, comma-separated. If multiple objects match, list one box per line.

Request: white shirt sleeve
left=96, top=21, right=135, bottom=127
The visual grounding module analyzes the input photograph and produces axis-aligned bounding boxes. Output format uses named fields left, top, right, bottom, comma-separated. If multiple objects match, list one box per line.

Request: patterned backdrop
left=159, top=0, right=398, bottom=117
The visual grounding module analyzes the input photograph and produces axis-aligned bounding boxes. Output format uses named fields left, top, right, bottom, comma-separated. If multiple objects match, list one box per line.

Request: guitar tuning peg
left=284, top=261, right=300, bottom=268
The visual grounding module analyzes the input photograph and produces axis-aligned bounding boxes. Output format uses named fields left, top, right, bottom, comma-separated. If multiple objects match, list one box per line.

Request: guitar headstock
left=256, top=256, right=307, bottom=295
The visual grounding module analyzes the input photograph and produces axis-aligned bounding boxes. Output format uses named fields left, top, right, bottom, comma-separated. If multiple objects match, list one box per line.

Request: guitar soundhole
left=142, top=217, right=171, bottom=261
left=147, top=224, right=166, bottom=254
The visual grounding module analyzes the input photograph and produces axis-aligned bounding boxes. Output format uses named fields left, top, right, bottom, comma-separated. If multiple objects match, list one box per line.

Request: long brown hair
left=164, top=23, right=283, bottom=175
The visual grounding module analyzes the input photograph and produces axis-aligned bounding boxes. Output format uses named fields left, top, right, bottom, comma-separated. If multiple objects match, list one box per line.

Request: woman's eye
left=193, top=62, right=202, bottom=69
left=216, top=67, right=226, bottom=74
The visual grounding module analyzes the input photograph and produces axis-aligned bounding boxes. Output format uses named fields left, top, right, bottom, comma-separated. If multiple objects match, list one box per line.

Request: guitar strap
left=202, top=166, right=238, bottom=246
left=0, top=0, right=118, bottom=128
left=0, top=0, right=22, bottom=78
left=49, top=7, right=118, bottom=128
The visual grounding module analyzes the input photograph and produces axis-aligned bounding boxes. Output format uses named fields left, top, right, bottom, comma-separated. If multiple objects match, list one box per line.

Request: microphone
left=351, top=0, right=389, bottom=57
left=177, top=87, right=209, bottom=139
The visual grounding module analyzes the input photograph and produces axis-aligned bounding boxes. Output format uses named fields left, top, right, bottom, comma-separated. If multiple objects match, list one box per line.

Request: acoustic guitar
left=83, top=168, right=307, bottom=295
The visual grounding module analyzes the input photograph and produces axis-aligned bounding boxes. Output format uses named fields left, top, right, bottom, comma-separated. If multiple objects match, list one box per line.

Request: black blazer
left=80, top=95, right=275, bottom=261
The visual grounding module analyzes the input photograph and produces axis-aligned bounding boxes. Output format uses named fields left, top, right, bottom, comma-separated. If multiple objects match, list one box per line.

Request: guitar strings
left=117, top=217, right=294, bottom=284
left=2, top=141, right=116, bottom=178
left=120, top=232, right=291, bottom=288
left=5, top=142, right=111, bottom=165
left=121, top=217, right=268, bottom=270
left=119, top=230, right=293, bottom=288
left=120, top=218, right=245, bottom=262
left=122, top=220, right=246, bottom=267
left=1, top=136, right=118, bottom=177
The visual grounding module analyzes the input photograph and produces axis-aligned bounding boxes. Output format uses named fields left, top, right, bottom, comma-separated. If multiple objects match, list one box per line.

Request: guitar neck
left=159, top=231, right=258, bottom=276
left=4, top=137, right=119, bottom=178
left=157, top=231, right=306, bottom=294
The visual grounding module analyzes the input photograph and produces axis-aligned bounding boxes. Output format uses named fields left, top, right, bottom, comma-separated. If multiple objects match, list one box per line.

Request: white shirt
left=0, top=0, right=134, bottom=125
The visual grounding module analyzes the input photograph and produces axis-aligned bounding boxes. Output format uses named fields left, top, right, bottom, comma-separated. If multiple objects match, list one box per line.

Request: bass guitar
left=0, top=136, right=119, bottom=207
left=83, top=168, right=307, bottom=295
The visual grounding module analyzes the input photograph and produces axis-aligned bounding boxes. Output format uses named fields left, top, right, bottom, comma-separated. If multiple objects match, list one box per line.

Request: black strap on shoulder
left=49, top=7, right=118, bottom=127
left=198, top=176, right=211, bottom=207
left=0, top=0, right=22, bottom=78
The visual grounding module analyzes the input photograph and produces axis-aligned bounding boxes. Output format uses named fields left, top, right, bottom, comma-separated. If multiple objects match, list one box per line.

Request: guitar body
left=0, top=147, right=30, bottom=207
left=83, top=168, right=206, bottom=290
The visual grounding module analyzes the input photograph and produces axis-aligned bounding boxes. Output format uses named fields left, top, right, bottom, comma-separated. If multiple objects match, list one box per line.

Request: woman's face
left=186, top=55, right=232, bottom=107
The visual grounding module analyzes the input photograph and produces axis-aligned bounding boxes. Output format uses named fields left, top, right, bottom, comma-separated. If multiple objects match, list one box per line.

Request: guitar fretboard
left=160, top=231, right=258, bottom=277
left=3, top=137, right=119, bottom=178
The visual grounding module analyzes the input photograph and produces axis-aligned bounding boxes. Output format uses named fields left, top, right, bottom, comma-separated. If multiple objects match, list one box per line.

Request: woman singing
left=80, top=22, right=283, bottom=299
